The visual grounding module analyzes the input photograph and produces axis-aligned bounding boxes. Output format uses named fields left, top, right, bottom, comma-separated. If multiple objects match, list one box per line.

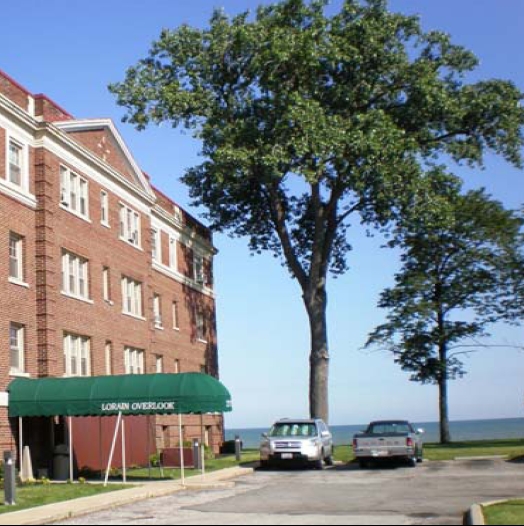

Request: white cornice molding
left=54, top=119, right=156, bottom=200
left=152, top=261, right=216, bottom=299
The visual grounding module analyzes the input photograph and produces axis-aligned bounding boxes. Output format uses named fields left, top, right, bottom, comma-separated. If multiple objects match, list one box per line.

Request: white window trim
left=6, top=135, right=29, bottom=192
left=1, top=132, right=35, bottom=208
left=9, top=232, right=24, bottom=283
left=121, top=276, right=144, bottom=319
left=154, top=294, right=163, bottom=329
left=10, top=323, right=25, bottom=375
left=105, top=342, right=112, bottom=376
left=172, top=301, right=180, bottom=331
left=152, top=228, right=161, bottom=264
left=62, top=251, right=91, bottom=302
left=196, top=311, right=208, bottom=344
left=101, top=190, right=110, bottom=228
left=124, top=347, right=145, bottom=375
left=8, top=277, right=30, bottom=289
left=169, top=237, right=177, bottom=270
left=63, top=333, right=91, bottom=377
left=119, top=203, right=142, bottom=250
left=156, top=355, right=164, bottom=374
left=60, top=165, right=91, bottom=222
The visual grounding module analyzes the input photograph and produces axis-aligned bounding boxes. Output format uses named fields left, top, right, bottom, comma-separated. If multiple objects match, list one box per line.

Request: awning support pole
left=178, top=413, right=185, bottom=486
left=104, top=412, right=122, bottom=487
left=68, top=416, right=74, bottom=482
left=121, top=416, right=127, bottom=484
left=201, top=414, right=205, bottom=479
left=18, top=417, right=23, bottom=480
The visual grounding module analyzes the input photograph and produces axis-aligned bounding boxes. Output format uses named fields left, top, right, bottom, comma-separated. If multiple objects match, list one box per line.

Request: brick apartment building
left=0, top=70, right=224, bottom=473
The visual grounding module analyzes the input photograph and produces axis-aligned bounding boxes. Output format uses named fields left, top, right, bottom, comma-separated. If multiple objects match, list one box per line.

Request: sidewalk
left=0, top=466, right=254, bottom=526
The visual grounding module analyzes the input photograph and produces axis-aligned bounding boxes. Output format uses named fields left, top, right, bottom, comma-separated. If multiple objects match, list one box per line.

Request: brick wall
left=0, top=72, right=225, bottom=463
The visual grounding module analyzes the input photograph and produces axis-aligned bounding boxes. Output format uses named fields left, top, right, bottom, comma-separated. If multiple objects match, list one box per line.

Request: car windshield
left=269, top=423, right=317, bottom=438
left=368, top=423, right=412, bottom=435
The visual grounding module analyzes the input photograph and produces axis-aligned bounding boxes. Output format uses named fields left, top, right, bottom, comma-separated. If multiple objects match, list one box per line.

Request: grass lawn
left=0, top=483, right=128, bottom=515
left=120, top=450, right=260, bottom=481
left=483, top=500, right=524, bottom=525
left=424, top=439, right=524, bottom=461
left=333, top=439, right=524, bottom=464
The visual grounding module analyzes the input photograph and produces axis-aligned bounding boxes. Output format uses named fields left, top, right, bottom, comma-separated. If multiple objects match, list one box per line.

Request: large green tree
left=110, top=0, right=524, bottom=423
left=366, top=174, right=524, bottom=443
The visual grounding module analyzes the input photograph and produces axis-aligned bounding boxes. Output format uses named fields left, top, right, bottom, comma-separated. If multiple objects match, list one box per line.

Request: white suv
left=260, top=418, right=334, bottom=469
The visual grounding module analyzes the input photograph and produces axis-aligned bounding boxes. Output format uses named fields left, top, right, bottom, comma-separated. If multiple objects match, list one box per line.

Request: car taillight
left=353, top=439, right=358, bottom=449
left=407, top=437, right=414, bottom=448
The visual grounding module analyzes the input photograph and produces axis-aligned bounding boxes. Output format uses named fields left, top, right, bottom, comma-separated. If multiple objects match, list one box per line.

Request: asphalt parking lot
left=58, top=459, right=524, bottom=525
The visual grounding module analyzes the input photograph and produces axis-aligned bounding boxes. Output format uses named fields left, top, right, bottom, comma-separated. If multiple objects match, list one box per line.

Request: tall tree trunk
left=305, top=286, right=329, bottom=423
left=438, top=374, right=451, bottom=444
left=436, top=283, right=451, bottom=444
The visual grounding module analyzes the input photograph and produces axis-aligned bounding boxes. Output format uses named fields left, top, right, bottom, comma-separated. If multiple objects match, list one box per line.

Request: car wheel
left=408, top=457, right=417, bottom=468
left=417, top=448, right=424, bottom=463
left=358, top=460, right=368, bottom=469
left=324, top=455, right=334, bottom=466
left=259, top=460, right=269, bottom=470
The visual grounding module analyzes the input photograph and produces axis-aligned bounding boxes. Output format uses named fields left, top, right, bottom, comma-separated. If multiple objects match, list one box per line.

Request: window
left=169, top=238, right=177, bottom=269
left=153, top=294, right=162, bottom=328
left=10, top=323, right=25, bottom=374
left=200, top=365, right=207, bottom=375
left=8, top=140, right=23, bottom=187
left=196, top=311, right=206, bottom=342
left=60, top=166, right=89, bottom=219
left=121, top=276, right=143, bottom=318
left=124, top=347, right=144, bottom=375
left=151, top=229, right=160, bottom=263
left=103, top=267, right=111, bottom=303
left=156, top=355, right=164, bottom=373
left=119, top=204, right=141, bottom=247
left=62, top=251, right=90, bottom=300
left=101, top=190, right=109, bottom=226
left=64, top=333, right=91, bottom=377
left=174, top=359, right=180, bottom=374
left=9, top=233, right=24, bottom=282
left=105, top=341, right=112, bottom=375
left=172, top=301, right=180, bottom=330
left=194, top=253, right=205, bottom=285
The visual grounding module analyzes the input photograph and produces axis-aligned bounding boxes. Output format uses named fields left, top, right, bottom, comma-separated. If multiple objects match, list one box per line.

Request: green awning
left=8, top=373, right=233, bottom=417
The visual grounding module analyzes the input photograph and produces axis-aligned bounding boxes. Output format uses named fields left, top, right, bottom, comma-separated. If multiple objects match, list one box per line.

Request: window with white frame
left=10, top=323, right=25, bottom=374
left=156, top=355, right=164, bottom=373
left=124, top=347, right=144, bottom=374
left=169, top=238, right=177, bottom=269
left=153, top=294, right=162, bottom=328
left=62, top=250, right=90, bottom=300
left=60, top=166, right=89, bottom=219
left=119, top=204, right=141, bottom=247
left=196, top=310, right=206, bottom=342
left=172, top=301, right=180, bottom=330
left=64, top=333, right=91, bottom=377
left=151, top=228, right=160, bottom=263
left=174, top=359, right=180, bottom=374
left=121, top=276, right=143, bottom=318
left=103, top=267, right=111, bottom=303
left=105, top=341, right=112, bottom=375
left=8, top=139, right=23, bottom=187
left=193, top=253, right=205, bottom=285
left=101, top=190, right=110, bottom=226
left=9, top=232, right=24, bottom=283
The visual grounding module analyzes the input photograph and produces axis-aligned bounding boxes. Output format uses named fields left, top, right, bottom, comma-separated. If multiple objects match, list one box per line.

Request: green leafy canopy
left=109, top=0, right=524, bottom=289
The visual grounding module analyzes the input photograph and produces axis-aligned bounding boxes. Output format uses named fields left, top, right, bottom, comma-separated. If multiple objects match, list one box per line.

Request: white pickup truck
left=353, top=420, right=424, bottom=468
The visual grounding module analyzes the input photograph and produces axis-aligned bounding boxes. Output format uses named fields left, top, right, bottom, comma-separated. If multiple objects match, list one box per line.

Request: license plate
left=281, top=453, right=293, bottom=460
left=371, top=450, right=388, bottom=457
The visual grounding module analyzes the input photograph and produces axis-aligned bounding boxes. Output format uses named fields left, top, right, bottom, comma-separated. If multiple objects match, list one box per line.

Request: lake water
left=226, top=417, right=524, bottom=449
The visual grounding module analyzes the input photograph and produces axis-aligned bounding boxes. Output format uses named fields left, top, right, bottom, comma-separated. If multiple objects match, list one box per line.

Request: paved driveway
left=58, top=459, right=524, bottom=525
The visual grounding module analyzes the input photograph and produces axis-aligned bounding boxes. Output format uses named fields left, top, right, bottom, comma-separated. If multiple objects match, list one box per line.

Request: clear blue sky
left=2, top=0, right=523, bottom=429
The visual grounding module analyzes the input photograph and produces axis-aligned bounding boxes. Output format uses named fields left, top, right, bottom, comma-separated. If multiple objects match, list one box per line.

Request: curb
left=0, top=466, right=254, bottom=526
left=465, top=498, right=519, bottom=525
left=464, top=504, right=485, bottom=525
